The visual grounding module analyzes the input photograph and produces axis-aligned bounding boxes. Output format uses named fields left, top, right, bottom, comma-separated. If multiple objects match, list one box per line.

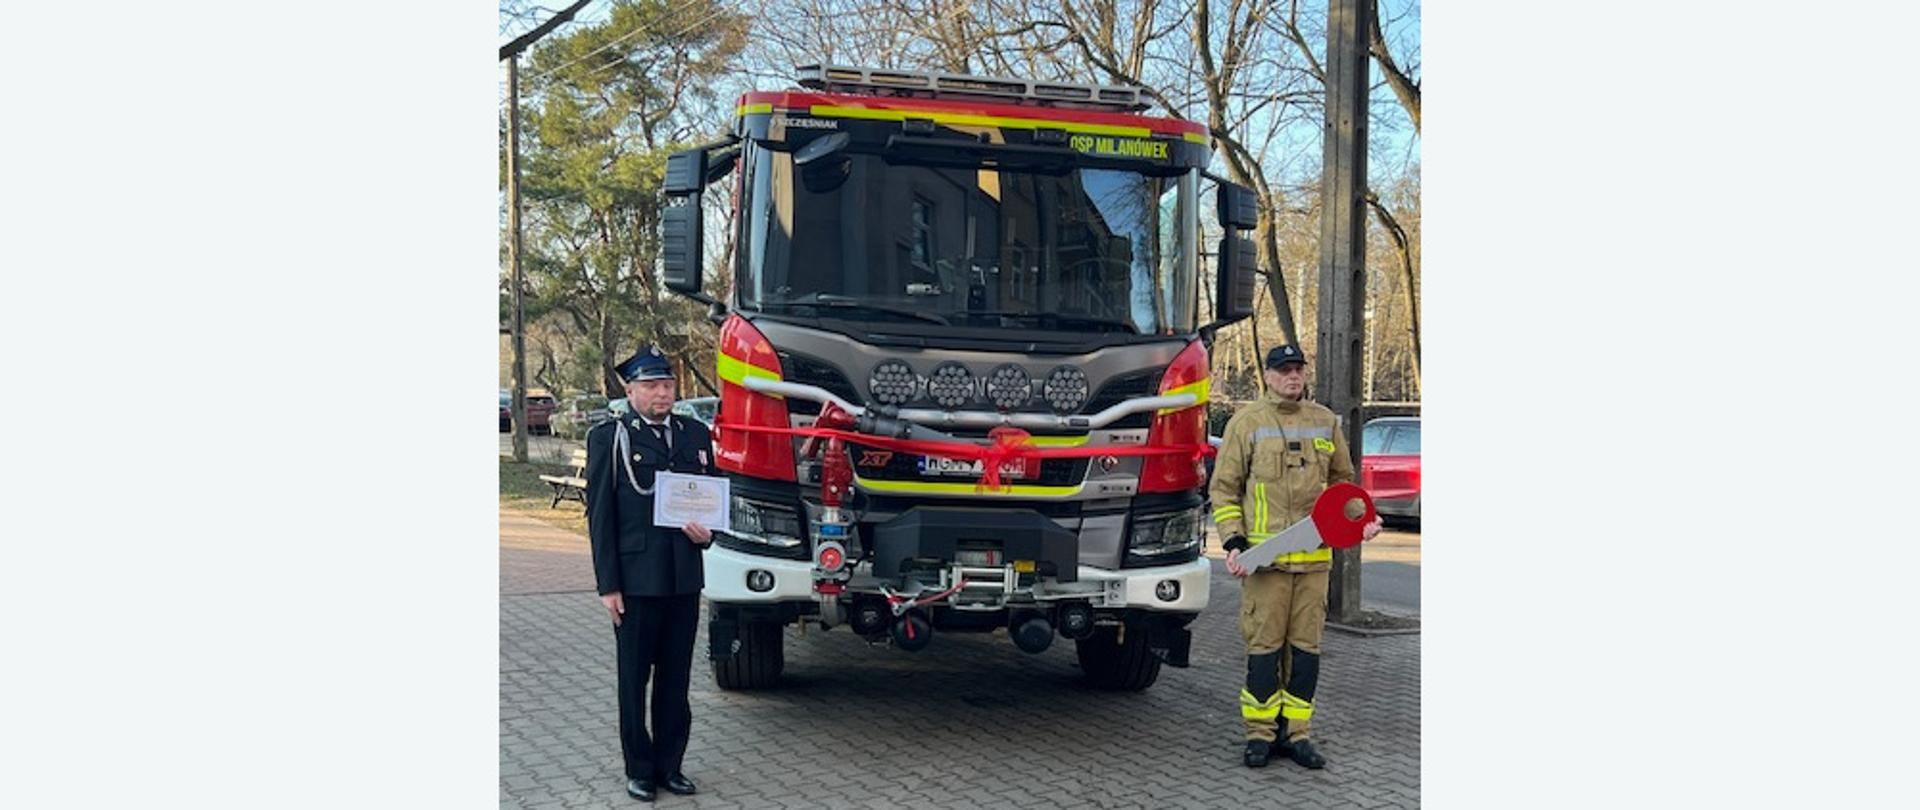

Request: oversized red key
left=1230, top=482, right=1377, bottom=570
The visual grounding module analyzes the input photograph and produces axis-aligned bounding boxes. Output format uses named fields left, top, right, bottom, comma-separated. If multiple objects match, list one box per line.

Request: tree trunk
left=1364, top=193, right=1419, bottom=391
left=598, top=309, right=622, bottom=397
left=1368, top=0, right=1420, bottom=134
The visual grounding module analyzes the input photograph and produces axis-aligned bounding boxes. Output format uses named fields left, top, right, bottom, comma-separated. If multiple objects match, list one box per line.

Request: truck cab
left=662, top=64, right=1259, bottom=691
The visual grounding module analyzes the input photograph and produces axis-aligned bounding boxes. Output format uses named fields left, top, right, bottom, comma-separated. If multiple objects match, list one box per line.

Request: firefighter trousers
left=1238, top=567, right=1328, bottom=743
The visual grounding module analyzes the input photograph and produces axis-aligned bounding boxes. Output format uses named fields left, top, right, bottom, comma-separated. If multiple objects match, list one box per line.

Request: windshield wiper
left=765, top=293, right=950, bottom=326
left=959, top=309, right=1138, bottom=334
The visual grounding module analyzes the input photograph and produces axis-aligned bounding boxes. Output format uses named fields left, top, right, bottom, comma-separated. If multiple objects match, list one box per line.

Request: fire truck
left=660, top=63, right=1258, bottom=690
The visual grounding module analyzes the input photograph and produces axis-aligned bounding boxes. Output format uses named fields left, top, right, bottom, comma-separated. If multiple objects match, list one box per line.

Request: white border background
left=4, top=2, right=1916, bottom=807
left=5, top=2, right=499, bottom=805
left=1426, top=2, right=1919, bottom=806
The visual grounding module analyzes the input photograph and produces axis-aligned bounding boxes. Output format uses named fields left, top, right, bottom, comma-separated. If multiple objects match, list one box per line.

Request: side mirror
left=664, top=149, right=707, bottom=196
left=1215, top=234, right=1256, bottom=323
left=1217, top=181, right=1259, bottom=231
left=661, top=141, right=736, bottom=298
left=662, top=196, right=702, bottom=295
left=1204, top=177, right=1258, bottom=327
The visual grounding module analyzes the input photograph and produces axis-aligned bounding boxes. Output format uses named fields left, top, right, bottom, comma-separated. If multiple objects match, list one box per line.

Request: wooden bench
left=538, top=448, right=589, bottom=508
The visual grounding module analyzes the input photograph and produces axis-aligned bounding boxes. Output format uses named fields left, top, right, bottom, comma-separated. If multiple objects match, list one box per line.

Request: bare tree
left=1369, top=0, right=1419, bottom=134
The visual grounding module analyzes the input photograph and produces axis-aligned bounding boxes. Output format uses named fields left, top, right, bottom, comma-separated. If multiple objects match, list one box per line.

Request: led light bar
left=795, top=62, right=1149, bottom=112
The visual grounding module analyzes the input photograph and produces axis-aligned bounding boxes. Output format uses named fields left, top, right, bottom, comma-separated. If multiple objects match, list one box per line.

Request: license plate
left=917, top=455, right=1034, bottom=480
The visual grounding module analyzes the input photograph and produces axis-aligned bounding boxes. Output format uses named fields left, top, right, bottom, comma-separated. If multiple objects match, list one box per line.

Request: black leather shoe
left=662, top=772, right=697, bottom=796
left=626, top=778, right=656, bottom=802
left=1285, top=738, right=1327, bottom=770
left=1243, top=739, right=1272, bottom=768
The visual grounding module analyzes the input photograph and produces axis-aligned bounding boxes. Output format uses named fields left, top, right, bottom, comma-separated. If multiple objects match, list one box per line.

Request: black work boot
left=1243, top=739, right=1273, bottom=768
left=1284, top=737, right=1327, bottom=770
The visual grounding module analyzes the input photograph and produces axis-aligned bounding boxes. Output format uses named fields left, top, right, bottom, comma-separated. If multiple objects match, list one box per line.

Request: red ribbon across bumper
left=724, top=423, right=1214, bottom=491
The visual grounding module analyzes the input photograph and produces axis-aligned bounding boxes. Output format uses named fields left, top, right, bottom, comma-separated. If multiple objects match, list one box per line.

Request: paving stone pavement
left=501, top=508, right=1419, bottom=808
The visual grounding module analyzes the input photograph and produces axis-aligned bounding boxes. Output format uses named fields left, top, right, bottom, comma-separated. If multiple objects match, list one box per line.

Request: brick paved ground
left=501, top=507, right=1419, bottom=808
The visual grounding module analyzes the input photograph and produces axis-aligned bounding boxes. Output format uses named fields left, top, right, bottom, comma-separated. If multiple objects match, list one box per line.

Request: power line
left=522, top=0, right=735, bottom=85
left=499, top=0, right=737, bottom=112
left=501, top=0, right=597, bottom=61
left=502, top=1, right=606, bottom=36
left=522, top=0, right=701, bottom=82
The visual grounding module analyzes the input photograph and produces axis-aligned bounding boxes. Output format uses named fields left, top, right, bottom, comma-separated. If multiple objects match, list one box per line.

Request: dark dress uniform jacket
left=585, top=413, right=718, bottom=597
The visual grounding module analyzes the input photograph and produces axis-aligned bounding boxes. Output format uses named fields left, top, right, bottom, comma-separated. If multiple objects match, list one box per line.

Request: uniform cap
left=1265, top=344, right=1307, bottom=369
left=617, top=345, right=674, bottom=382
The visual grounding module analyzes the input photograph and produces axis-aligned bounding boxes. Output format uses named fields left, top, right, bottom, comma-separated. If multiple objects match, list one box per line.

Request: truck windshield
left=737, top=146, right=1199, bottom=336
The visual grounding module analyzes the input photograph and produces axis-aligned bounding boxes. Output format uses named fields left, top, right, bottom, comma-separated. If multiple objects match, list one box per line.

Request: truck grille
left=777, top=351, right=860, bottom=415
left=848, top=442, right=1089, bottom=487
left=1083, top=369, right=1164, bottom=429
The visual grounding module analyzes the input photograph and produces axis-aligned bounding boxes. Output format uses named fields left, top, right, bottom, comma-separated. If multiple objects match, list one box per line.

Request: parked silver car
left=671, top=396, right=718, bottom=426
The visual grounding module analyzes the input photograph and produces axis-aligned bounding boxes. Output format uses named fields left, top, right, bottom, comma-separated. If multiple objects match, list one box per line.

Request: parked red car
left=1361, top=416, right=1420, bottom=522
left=499, top=388, right=558, bottom=435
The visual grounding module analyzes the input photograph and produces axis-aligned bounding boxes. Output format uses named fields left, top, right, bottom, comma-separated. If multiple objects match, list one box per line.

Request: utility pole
left=1317, top=0, right=1370, bottom=622
left=501, top=0, right=591, bottom=464
left=507, top=55, right=529, bottom=463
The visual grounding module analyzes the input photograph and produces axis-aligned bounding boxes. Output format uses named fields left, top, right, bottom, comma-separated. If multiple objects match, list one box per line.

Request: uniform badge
left=698, top=449, right=709, bottom=466
left=1313, top=438, right=1335, bottom=454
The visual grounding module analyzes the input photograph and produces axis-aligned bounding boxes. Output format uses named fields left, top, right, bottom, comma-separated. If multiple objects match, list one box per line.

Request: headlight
left=1042, top=365, right=1089, bottom=414
left=984, top=363, right=1032, bottom=411
left=1125, top=505, right=1203, bottom=566
left=727, top=495, right=805, bottom=554
left=869, top=359, right=919, bottom=406
left=927, top=362, right=975, bottom=409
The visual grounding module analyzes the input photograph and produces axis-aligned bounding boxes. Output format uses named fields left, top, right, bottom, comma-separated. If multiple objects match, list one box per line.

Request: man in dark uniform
left=585, top=345, right=719, bottom=802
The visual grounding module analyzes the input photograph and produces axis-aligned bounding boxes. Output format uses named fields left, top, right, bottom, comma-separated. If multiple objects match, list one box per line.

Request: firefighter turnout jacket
left=1208, top=391, right=1356, bottom=569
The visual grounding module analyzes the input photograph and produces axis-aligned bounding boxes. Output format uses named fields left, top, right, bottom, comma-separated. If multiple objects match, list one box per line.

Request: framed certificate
left=651, top=471, right=731, bottom=530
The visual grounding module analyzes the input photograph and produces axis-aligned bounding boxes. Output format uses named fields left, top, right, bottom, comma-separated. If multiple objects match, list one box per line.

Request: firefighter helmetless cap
left=1265, top=344, right=1307, bottom=369
left=617, top=345, right=674, bottom=383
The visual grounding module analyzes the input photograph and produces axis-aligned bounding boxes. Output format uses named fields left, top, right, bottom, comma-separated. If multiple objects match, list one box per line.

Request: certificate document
left=651, top=472, right=731, bottom=530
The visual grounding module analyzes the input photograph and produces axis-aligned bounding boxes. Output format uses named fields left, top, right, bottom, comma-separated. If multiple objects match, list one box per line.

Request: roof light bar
left=794, top=63, right=1150, bottom=112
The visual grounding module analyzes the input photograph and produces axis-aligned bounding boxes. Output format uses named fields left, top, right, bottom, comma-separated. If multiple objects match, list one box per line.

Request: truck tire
left=1075, top=624, right=1161, bottom=690
left=712, top=621, right=784, bottom=690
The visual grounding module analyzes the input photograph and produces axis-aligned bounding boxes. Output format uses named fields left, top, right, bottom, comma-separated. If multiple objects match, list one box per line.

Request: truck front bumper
left=1065, top=556, right=1211, bottom=613
left=703, top=545, right=817, bottom=604
left=702, top=545, right=1211, bottom=613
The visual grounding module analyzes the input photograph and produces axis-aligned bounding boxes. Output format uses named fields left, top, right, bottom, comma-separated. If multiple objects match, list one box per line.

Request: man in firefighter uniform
left=585, top=345, right=718, bottom=802
left=1209, top=344, right=1383, bottom=770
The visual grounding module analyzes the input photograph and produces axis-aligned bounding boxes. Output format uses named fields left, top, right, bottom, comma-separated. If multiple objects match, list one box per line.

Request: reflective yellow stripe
left=716, top=352, right=782, bottom=393
left=1156, top=377, right=1211, bottom=415
left=1256, top=483, right=1268, bottom=535
left=809, top=104, right=1161, bottom=140
left=1184, top=131, right=1209, bottom=144
left=1212, top=506, right=1242, bottom=522
left=852, top=476, right=1082, bottom=498
left=1240, top=689, right=1282, bottom=721
left=1280, top=691, right=1314, bottom=720
left=1024, top=434, right=1090, bottom=447
left=735, top=103, right=773, bottom=116
left=1276, top=547, right=1333, bottom=564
